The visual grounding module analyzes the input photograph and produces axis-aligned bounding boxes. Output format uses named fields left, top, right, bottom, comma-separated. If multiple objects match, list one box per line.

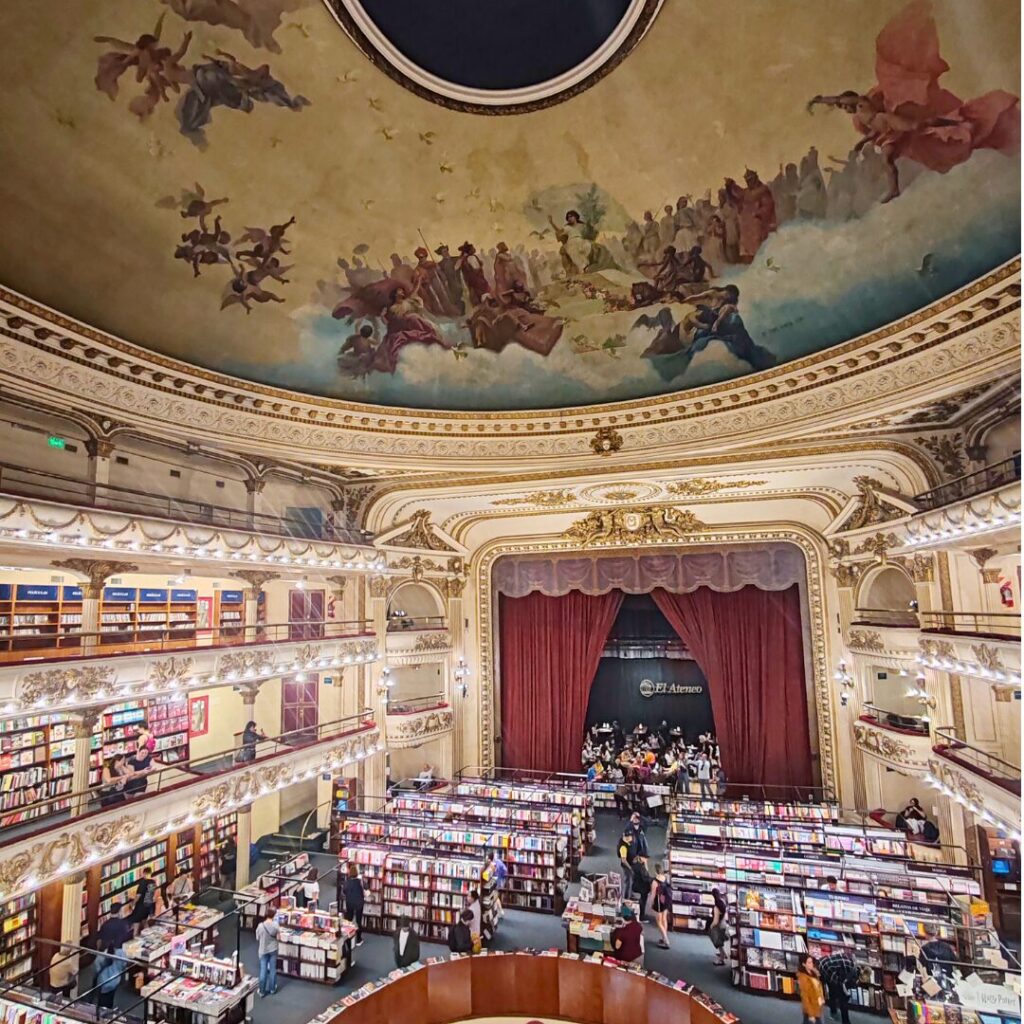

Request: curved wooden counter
left=324, top=952, right=739, bottom=1024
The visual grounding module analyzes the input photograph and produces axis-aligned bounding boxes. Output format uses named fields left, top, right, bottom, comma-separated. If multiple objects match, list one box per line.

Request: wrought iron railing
left=913, top=452, right=1021, bottom=511
left=861, top=702, right=931, bottom=735
left=933, top=726, right=1021, bottom=792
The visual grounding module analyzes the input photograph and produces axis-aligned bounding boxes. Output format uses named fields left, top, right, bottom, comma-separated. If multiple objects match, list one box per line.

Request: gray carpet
left=92, top=812, right=879, bottom=1024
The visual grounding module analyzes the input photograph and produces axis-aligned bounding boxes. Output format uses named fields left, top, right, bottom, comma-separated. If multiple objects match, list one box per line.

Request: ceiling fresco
left=0, top=0, right=1018, bottom=413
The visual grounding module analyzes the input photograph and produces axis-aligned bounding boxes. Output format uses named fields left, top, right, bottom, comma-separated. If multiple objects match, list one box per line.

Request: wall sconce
left=376, top=666, right=395, bottom=700
left=834, top=660, right=855, bottom=705
left=453, top=658, right=470, bottom=698
left=905, top=677, right=937, bottom=710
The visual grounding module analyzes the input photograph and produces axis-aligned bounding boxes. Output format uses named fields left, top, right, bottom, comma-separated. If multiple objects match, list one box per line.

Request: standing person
left=100, top=755, right=129, bottom=807
left=447, top=909, right=474, bottom=954
left=650, top=863, right=673, bottom=949
left=96, top=904, right=132, bottom=952
left=166, top=870, right=193, bottom=909
left=920, top=926, right=957, bottom=982
left=94, top=948, right=123, bottom=1010
left=255, top=907, right=279, bottom=998
left=708, top=887, right=729, bottom=966
left=611, top=905, right=644, bottom=964
left=631, top=855, right=653, bottom=922
left=818, top=947, right=859, bottom=1024
left=239, top=721, right=266, bottom=762
left=697, top=752, right=713, bottom=798
left=715, top=764, right=728, bottom=798
left=218, top=836, right=237, bottom=890
left=617, top=830, right=635, bottom=892
left=135, top=721, right=156, bottom=755
left=626, top=812, right=650, bottom=859
left=301, top=866, right=320, bottom=909
left=49, top=944, right=78, bottom=998
left=465, top=890, right=483, bottom=951
left=798, top=953, right=826, bottom=1024
left=393, top=914, right=420, bottom=967
left=124, top=739, right=153, bottom=797
left=128, top=867, right=157, bottom=932
left=342, top=863, right=365, bottom=946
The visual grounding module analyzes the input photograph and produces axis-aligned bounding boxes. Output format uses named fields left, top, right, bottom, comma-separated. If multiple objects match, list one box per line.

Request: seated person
left=611, top=905, right=644, bottom=964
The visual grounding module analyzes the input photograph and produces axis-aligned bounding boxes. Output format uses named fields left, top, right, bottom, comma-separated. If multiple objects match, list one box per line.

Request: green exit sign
left=47, top=435, right=65, bottom=449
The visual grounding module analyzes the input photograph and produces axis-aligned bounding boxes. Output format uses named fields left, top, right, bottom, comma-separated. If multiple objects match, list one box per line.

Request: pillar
left=68, top=710, right=101, bottom=816
left=50, top=558, right=139, bottom=653
left=244, top=479, right=266, bottom=530
left=60, top=874, right=86, bottom=959
left=443, top=568, right=468, bottom=775
left=235, top=806, right=252, bottom=889
left=363, top=575, right=390, bottom=800
left=85, top=438, right=114, bottom=505
left=234, top=571, right=279, bottom=640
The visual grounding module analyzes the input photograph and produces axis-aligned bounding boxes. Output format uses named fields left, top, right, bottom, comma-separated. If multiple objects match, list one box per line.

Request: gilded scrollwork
left=848, top=629, right=885, bottom=653
left=854, top=722, right=928, bottom=770
left=17, top=665, right=117, bottom=708
left=387, top=709, right=454, bottom=747
left=145, top=656, right=195, bottom=689
left=562, top=505, right=706, bottom=547
left=412, top=632, right=452, bottom=652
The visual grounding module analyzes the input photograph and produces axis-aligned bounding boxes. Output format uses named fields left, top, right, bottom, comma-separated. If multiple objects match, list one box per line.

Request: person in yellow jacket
left=798, top=953, right=825, bottom=1024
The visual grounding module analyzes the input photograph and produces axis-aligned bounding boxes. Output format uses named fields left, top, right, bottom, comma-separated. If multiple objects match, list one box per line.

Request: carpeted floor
left=93, top=811, right=878, bottom=1024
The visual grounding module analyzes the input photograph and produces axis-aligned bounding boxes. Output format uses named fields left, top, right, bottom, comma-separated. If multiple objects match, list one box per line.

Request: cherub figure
left=220, top=263, right=287, bottom=313
left=174, top=216, right=233, bottom=277
left=235, top=216, right=295, bottom=264
left=94, top=13, right=192, bottom=119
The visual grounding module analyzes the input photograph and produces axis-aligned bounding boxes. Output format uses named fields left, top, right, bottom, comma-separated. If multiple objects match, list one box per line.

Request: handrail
left=386, top=615, right=448, bottom=632
left=913, top=452, right=1021, bottom=511
left=933, top=726, right=1022, bottom=787
left=0, top=710, right=377, bottom=847
left=919, top=609, right=1021, bottom=639
left=861, top=702, right=931, bottom=736
left=0, top=458, right=374, bottom=543
left=852, top=607, right=920, bottom=627
left=386, top=692, right=449, bottom=714
left=0, top=618, right=374, bottom=661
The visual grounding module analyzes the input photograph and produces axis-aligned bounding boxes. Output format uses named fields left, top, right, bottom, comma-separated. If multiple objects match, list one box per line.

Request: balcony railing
left=386, top=615, right=447, bottom=632
left=920, top=610, right=1021, bottom=640
left=860, top=702, right=931, bottom=736
left=852, top=607, right=920, bottom=627
left=0, top=459, right=372, bottom=543
left=0, top=618, right=373, bottom=662
left=913, top=452, right=1021, bottom=512
left=933, top=726, right=1022, bottom=795
left=386, top=693, right=449, bottom=714
left=0, top=710, right=376, bottom=846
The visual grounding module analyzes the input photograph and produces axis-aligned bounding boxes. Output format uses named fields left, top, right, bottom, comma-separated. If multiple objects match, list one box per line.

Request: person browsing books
left=300, top=866, right=320, bottom=909
left=708, top=887, right=728, bottom=966
left=631, top=855, right=653, bottom=921
left=342, top=862, right=365, bottom=946
left=817, top=948, right=859, bottom=1024
left=393, top=914, right=421, bottom=968
left=611, top=905, right=644, bottom=964
left=798, top=953, right=825, bottom=1024
left=255, top=906, right=279, bottom=997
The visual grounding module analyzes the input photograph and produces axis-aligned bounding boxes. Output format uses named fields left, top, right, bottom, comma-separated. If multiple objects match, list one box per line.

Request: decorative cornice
left=386, top=709, right=454, bottom=748
left=0, top=264, right=1016, bottom=469
left=854, top=721, right=930, bottom=772
left=848, top=629, right=885, bottom=654
left=412, top=631, right=452, bottom=652
left=562, top=505, right=707, bottom=547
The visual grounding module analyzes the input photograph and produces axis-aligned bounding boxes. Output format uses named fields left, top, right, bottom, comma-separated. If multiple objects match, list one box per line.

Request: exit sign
left=47, top=435, right=65, bottom=449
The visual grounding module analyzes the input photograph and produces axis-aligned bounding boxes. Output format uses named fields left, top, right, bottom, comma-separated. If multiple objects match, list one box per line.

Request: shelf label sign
left=220, top=590, right=244, bottom=603
left=140, top=589, right=168, bottom=603
left=103, top=587, right=137, bottom=601
left=62, top=586, right=83, bottom=601
left=171, top=589, right=197, bottom=602
left=15, top=585, right=59, bottom=600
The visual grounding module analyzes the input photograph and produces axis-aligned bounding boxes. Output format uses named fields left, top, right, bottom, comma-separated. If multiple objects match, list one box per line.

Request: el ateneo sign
left=638, top=678, right=704, bottom=698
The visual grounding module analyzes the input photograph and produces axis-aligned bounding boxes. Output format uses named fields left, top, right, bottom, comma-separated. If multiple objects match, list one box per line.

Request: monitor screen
left=992, top=858, right=1012, bottom=875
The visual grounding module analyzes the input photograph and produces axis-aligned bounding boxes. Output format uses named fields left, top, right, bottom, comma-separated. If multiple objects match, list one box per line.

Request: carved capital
left=829, top=561, right=861, bottom=588
left=244, top=478, right=266, bottom=495
left=368, top=575, right=389, bottom=599
left=981, top=567, right=1002, bottom=583
left=51, top=558, right=138, bottom=595
left=234, top=570, right=280, bottom=595
left=85, top=438, right=115, bottom=460
left=969, top=547, right=998, bottom=570
left=441, top=575, right=467, bottom=599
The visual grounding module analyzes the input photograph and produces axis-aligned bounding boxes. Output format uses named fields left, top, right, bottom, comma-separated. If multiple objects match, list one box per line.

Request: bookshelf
left=175, top=827, right=196, bottom=883
left=336, top=843, right=491, bottom=944
left=218, top=590, right=244, bottom=638
left=237, top=853, right=311, bottom=929
left=329, top=776, right=359, bottom=842
left=276, top=906, right=358, bottom=984
left=97, top=838, right=169, bottom=931
left=198, top=812, right=238, bottom=889
left=0, top=894, right=36, bottom=984
left=92, top=695, right=190, bottom=768
left=0, top=584, right=62, bottom=652
left=336, top=811, right=566, bottom=914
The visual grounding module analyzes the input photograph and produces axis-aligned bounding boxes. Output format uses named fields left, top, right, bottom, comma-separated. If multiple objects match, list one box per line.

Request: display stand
left=561, top=873, right=634, bottom=954
left=237, top=852, right=310, bottom=929
left=275, top=906, right=358, bottom=984
left=142, top=950, right=256, bottom=1024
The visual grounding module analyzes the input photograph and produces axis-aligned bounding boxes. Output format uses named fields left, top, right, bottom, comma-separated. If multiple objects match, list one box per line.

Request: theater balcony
left=0, top=711, right=381, bottom=903
left=928, top=727, right=1022, bottom=831
left=0, top=621, right=378, bottom=720
left=853, top=709, right=933, bottom=776
left=385, top=581, right=451, bottom=657
left=384, top=692, right=454, bottom=748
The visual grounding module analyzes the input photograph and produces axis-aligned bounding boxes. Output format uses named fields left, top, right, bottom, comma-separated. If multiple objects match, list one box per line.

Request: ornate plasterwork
left=17, top=666, right=117, bottom=708
left=895, top=481, right=1020, bottom=553
left=492, top=489, right=579, bottom=507
left=590, top=427, right=624, bottom=456
left=378, top=510, right=462, bottom=553
left=50, top=558, right=139, bottom=596
left=836, top=477, right=912, bottom=532
left=413, top=632, right=452, bottom=652
left=0, top=265, right=1017, bottom=470
left=386, top=709, right=454, bottom=748
left=664, top=478, right=766, bottom=497
left=853, top=721, right=930, bottom=772
left=848, top=630, right=885, bottom=654
left=144, top=657, right=195, bottom=689
left=0, top=725, right=381, bottom=901
left=474, top=526, right=838, bottom=793
left=971, top=644, right=1005, bottom=671
left=562, top=506, right=707, bottom=547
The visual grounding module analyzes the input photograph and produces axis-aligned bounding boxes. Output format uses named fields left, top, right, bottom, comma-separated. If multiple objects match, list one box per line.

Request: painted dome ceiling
left=0, top=0, right=1018, bottom=413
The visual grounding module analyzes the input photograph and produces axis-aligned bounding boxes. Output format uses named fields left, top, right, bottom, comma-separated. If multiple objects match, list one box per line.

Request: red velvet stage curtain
left=651, top=586, right=812, bottom=789
left=499, top=590, right=624, bottom=773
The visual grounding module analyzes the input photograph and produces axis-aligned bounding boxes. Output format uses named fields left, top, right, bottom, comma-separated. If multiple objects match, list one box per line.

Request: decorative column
left=244, top=479, right=266, bottom=530
left=234, top=570, right=279, bottom=640
left=68, top=709, right=102, bottom=816
left=237, top=681, right=261, bottom=720
left=51, top=558, right=138, bottom=653
left=85, top=438, right=114, bottom=505
left=364, top=575, right=390, bottom=800
left=60, top=873, right=87, bottom=960
left=442, top=561, right=468, bottom=777
left=235, top=805, right=253, bottom=888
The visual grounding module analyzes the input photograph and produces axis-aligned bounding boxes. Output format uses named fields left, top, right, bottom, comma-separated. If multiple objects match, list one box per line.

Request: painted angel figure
left=807, top=0, right=1019, bottom=201
left=94, top=13, right=192, bottom=119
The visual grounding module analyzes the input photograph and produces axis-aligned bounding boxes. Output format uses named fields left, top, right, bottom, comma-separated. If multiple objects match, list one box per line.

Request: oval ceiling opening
left=326, top=0, right=662, bottom=112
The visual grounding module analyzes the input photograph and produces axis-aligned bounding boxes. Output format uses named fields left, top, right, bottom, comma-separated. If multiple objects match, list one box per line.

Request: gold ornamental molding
left=0, top=262, right=1017, bottom=470
left=413, top=632, right=452, bottom=652
left=847, top=629, right=885, bottom=654
left=386, top=708, right=455, bottom=749
left=472, top=524, right=839, bottom=794
left=562, top=505, right=707, bottom=547
left=853, top=721, right=930, bottom=773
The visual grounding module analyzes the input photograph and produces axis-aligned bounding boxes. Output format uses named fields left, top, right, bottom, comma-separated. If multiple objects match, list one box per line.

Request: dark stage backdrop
left=585, top=657, right=713, bottom=743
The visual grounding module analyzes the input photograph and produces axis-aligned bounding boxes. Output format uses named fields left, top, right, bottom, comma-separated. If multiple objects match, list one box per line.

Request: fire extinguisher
left=999, top=576, right=1015, bottom=608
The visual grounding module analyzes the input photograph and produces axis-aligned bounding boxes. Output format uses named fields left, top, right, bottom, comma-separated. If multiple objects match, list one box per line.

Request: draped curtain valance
left=492, top=544, right=806, bottom=598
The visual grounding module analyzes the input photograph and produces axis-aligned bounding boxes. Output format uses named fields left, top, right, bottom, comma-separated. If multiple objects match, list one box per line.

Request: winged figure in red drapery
left=807, top=0, right=1019, bottom=201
